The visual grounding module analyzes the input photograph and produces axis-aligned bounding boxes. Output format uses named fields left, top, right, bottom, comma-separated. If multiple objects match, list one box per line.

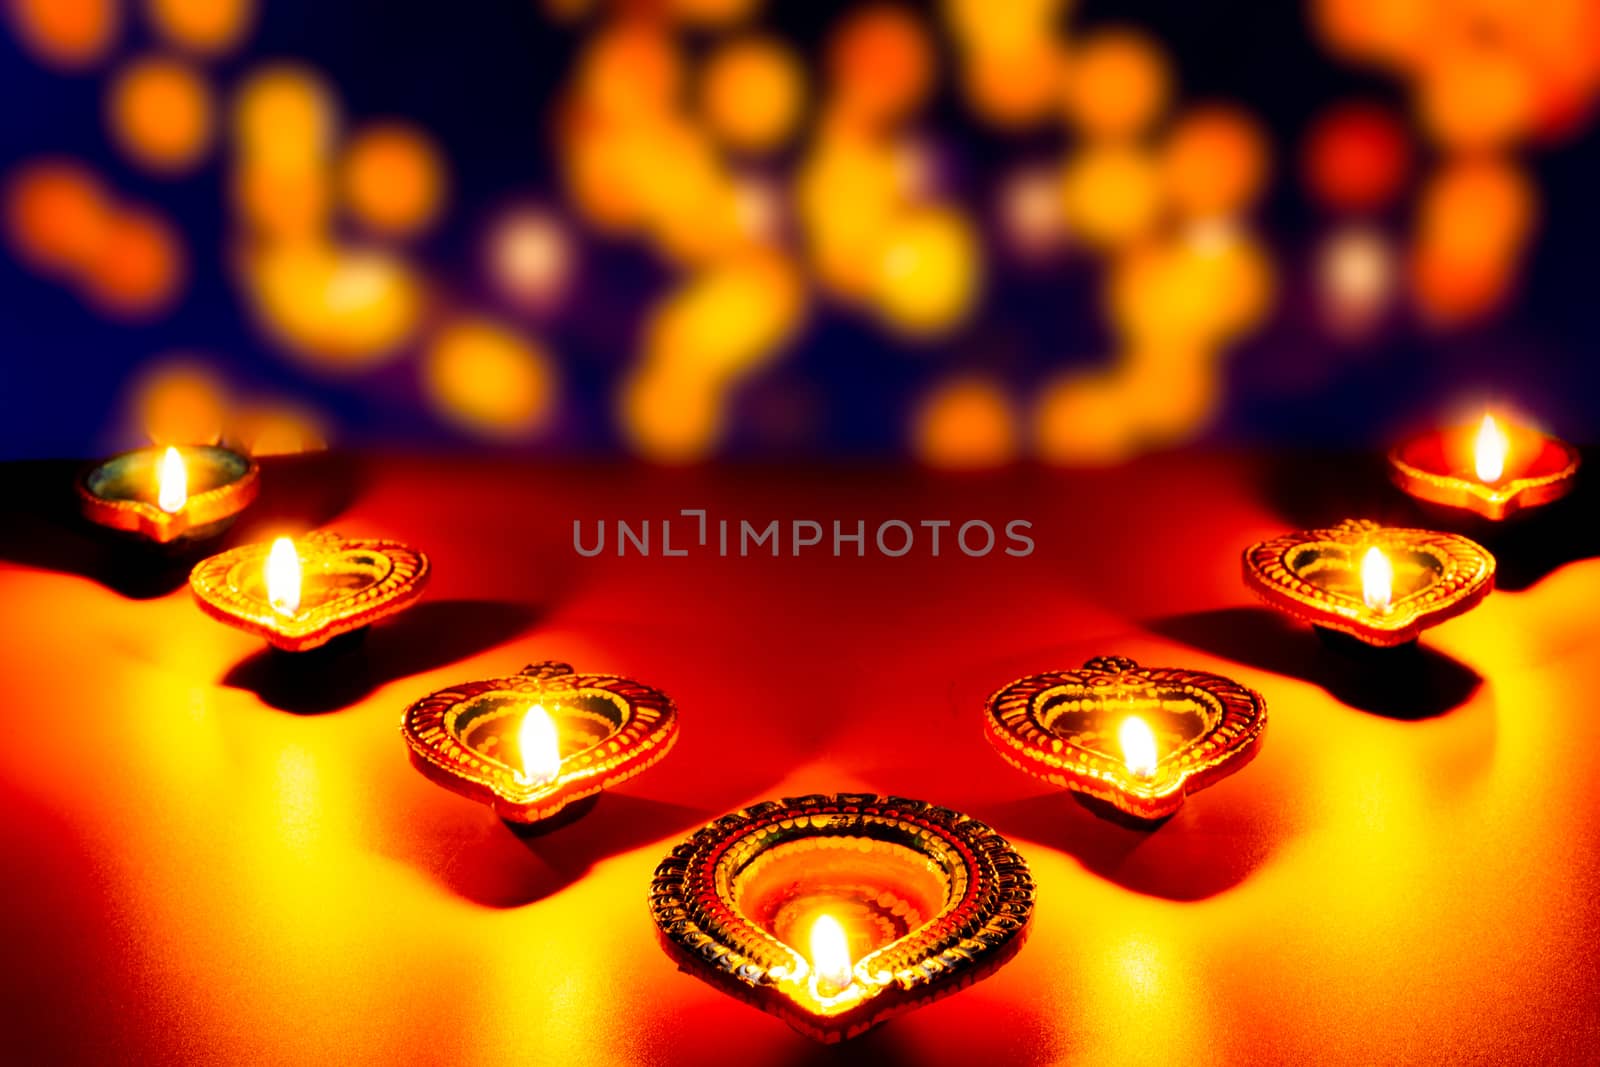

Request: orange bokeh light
left=1060, top=145, right=1164, bottom=248
left=576, top=20, right=683, bottom=124
left=1417, top=39, right=1536, bottom=151
left=1416, top=155, right=1535, bottom=265
left=1409, top=155, right=1537, bottom=325
left=231, top=162, right=332, bottom=240
left=1062, top=28, right=1170, bottom=140
left=700, top=35, right=805, bottom=153
left=913, top=375, right=1018, bottom=470
left=1121, top=342, right=1223, bottom=445
left=6, top=0, right=118, bottom=70
left=229, top=402, right=329, bottom=456
left=1033, top=369, right=1137, bottom=467
left=83, top=208, right=185, bottom=318
left=619, top=365, right=727, bottom=464
left=826, top=5, right=935, bottom=129
left=633, top=121, right=748, bottom=265
left=233, top=65, right=339, bottom=170
left=646, top=250, right=804, bottom=383
left=1170, top=223, right=1274, bottom=343
left=942, top=0, right=1063, bottom=54
left=1311, top=0, right=1438, bottom=69
left=4, top=159, right=110, bottom=277
left=559, top=110, right=655, bottom=233
left=132, top=360, right=229, bottom=446
left=797, top=128, right=904, bottom=298
left=147, top=0, right=254, bottom=56
left=244, top=242, right=421, bottom=368
left=423, top=318, right=558, bottom=439
left=958, top=37, right=1065, bottom=129
left=871, top=205, right=981, bottom=338
left=107, top=55, right=216, bottom=174
left=1161, top=105, right=1270, bottom=219
left=341, top=122, right=447, bottom=237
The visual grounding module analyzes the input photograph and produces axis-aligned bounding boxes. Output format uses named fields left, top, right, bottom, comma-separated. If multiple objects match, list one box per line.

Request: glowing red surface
left=0, top=452, right=1597, bottom=1064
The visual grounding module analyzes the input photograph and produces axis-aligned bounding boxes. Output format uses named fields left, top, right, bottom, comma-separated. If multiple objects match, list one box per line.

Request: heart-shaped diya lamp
left=190, top=530, right=429, bottom=651
left=985, top=656, right=1267, bottom=823
left=650, top=793, right=1033, bottom=1044
left=403, top=661, right=679, bottom=825
left=1389, top=413, right=1580, bottom=520
left=1243, top=518, right=1494, bottom=647
left=78, top=444, right=259, bottom=546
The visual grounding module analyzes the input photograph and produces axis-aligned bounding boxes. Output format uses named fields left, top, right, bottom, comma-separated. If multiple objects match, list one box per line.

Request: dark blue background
left=3, top=0, right=1597, bottom=460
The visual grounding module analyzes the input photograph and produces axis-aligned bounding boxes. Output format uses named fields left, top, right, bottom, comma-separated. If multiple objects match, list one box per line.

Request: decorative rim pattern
left=403, top=661, right=679, bottom=824
left=77, top=445, right=259, bottom=544
left=1242, top=518, right=1494, bottom=646
left=189, top=530, right=429, bottom=651
left=984, top=656, right=1267, bottom=821
left=649, top=793, right=1034, bottom=1043
left=1388, top=432, right=1580, bottom=520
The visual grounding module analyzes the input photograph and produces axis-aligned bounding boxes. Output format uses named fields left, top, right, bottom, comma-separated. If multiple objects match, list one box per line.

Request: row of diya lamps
left=74, top=413, right=1578, bottom=1044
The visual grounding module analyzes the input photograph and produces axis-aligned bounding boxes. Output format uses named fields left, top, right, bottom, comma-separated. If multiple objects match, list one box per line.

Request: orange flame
left=1361, top=546, right=1393, bottom=613
left=265, top=536, right=301, bottom=616
left=809, top=913, right=853, bottom=995
left=517, top=704, right=561, bottom=787
left=1475, top=413, right=1508, bottom=484
left=1119, top=716, right=1158, bottom=779
left=156, top=446, right=186, bottom=513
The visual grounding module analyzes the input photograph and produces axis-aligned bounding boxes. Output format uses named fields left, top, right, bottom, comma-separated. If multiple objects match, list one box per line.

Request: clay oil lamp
left=985, top=656, right=1267, bottom=825
left=190, top=530, right=429, bottom=652
left=649, top=793, right=1034, bottom=1043
left=1243, top=518, right=1494, bottom=648
left=1389, top=412, right=1580, bottom=521
left=77, top=444, right=258, bottom=546
left=402, top=661, right=679, bottom=827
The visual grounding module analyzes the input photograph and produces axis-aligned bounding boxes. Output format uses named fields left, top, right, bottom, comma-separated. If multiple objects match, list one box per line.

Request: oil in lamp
left=1242, top=518, right=1494, bottom=648
left=402, top=661, right=679, bottom=826
left=650, top=793, right=1033, bottom=1043
left=77, top=444, right=259, bottom=545
left=1389, top=412, right=1581, bottom=520
left=984, top=656, right=1267, bottom=824
left=189, top=530, right=429, bottom=652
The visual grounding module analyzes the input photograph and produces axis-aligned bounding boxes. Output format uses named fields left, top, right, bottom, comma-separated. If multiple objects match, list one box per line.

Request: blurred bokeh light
left=485, top=206, right=575, bottom=314
left=340, top=122, right=446, bottom=238
left=700, top=35, right=804, bottom=153
left=6, top=0, right=118, bottom=70
left=423, top=318, right=557, bottom=440
left=132, top=359, right=229, bottom=446
left=106, top=54, right=215, bottom=174
left=2, top=0, right=1598, bottom=462
left=147, top=0, right=255, bottom=56
left=914, top=375, right=1018, bottom=469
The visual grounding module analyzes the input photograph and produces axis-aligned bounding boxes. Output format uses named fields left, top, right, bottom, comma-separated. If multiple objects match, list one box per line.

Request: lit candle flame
left=156, top=446, right=187, bottom=513
left=809, top=913, right=854, bottom=996
left=1474, top=413, right=1508, bottom=485
left=1361, top=545, right=1393, bottom=613
left=516, top=704, right=561, bottom=787
left=1119, top=716, right=1158, bottom=780
left=266, top=536, right=302, bottom=616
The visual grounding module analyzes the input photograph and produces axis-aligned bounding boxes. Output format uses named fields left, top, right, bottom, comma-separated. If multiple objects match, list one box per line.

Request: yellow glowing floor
left=0, top=452, right=1596, bottom=1065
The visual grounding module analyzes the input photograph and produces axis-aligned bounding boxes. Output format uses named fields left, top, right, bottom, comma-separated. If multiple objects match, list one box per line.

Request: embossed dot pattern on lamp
left=189, top=530, right=429, bottom=651
left=649, top=793, right=1034, bottom=1043
left=1242, top=518, right=1495, bottom=647
left=403, top=661, right=679, bottom=826
left=985, top=656, right=1268, bottom=822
